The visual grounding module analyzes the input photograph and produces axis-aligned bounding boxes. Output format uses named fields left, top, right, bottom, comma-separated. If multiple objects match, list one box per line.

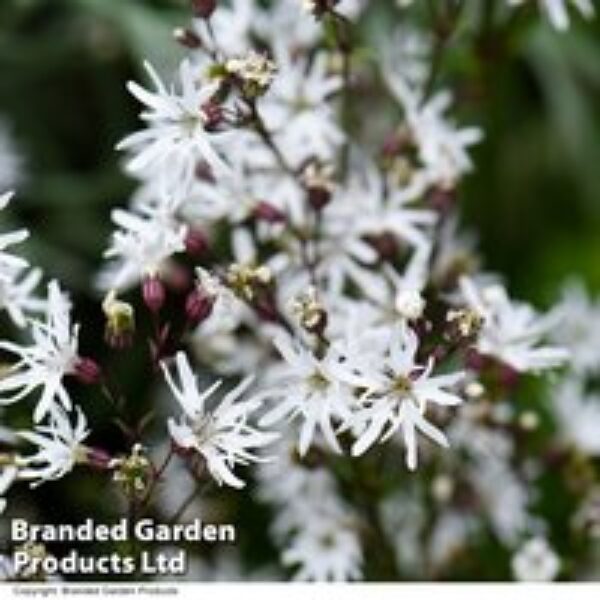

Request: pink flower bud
left=86, top=447, right=113, bottom=469
left=254, top=201, right=286, bottom=224
left=201, top=101, right=223, bottom=131
left=143, top=274, right=166, bottom=313
left=185, top=228, right=209, bottom=258
left=74, top=357, right=102, bottom=385
left=185, top=288, right=215, bottom=326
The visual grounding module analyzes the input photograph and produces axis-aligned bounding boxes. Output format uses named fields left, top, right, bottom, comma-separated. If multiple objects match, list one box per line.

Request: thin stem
left=139, top=445, right=176, bottom=509
left=421, top=0, right=465, bottom=104
left=246, top=99, right=296, bottom=178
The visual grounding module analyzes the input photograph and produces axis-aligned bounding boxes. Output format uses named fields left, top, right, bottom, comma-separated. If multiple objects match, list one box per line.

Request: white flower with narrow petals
left=162, top=352, right=277, bottom=489
left=117, top=59, right=230, bottom=195
left=0, top=281, right=80, bottom=422
left=460, top=276, right=569, bottom=373
left=98, top=199, right=187, bottom=291
left=259, top=332, right=354, bottom=456
left=262, top=50, right=343, bottom=165
left=334, top=324, right=464, bottom=470
left=384, top=56, right=482, bottom=188
left=0, top=192, right=45, bottom=327
left=17, top=407, right=89, bottom=487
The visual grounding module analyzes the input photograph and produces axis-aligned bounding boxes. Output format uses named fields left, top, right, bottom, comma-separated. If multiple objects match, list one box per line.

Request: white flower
left=395, top=289, right=426, bottom=321
left=17, top=407, right=89, bottom=487
left=551, top=281, right=600, bottom=375
left=283, top=522, right=363, bottom=582
left=256, top=428, right=363, bottom=581
left=259, top=332, right=354, bottom=456
left=0, top=267, right=45, bottom=329
left=512, top=537, right=560, bottom=581
left=450, top=412, right=530, bottom=544
left=0, top=281, right=80, bottom=422
left=0, top=192, right=45, bottom=327
left=98, top=199, right=187, bottom=291
left=460, top=276, right=569, bottom=373
left=117, top=60, right=230, bottom=195
left=385, top=57, right=483, bottom=188
left=262, top=50, right=343, bottom=165
left=335, top=324, right=464, bottom=470
left=410, top=92, right=483, bottom=188
left=552, top=378, right=600, bottom=456
left=191, top=0, right=255, bottom=57
left=162, top=351, right=277, bottom=489
left=508, top=0, right=594, bottom=30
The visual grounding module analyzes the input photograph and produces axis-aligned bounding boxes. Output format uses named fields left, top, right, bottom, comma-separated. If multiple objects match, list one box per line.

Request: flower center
left=391, top=375, right=413, bottom=396
left=307, top=369, right=330, bottom=392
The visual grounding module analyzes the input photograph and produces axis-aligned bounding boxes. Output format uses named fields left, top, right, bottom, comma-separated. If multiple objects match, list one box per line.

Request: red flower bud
left=307, top=186, right=331, bottom=211
left=185, top=288, right=215, bottom=326
left=86, top=447, right=113, bottom=469
left=74, top=357, right=102, bottom=385
left=254, top=201, right=286, bottom=224
left=201, top=101, right=223, bottom=131
left=185, top=228, right=209, bottom=258
left=143, top=275, right=166, bottom=313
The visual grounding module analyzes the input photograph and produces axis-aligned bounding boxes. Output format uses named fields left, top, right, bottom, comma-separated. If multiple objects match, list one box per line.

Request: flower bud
left=302, top=162, right=335, bottom=211
left=173, top=27, right=202, bottom=49
left=185, top=287, right=215, bottom=327
left=191, top=0, right=217, bottom=19
left=184, top=228, right=209, bottom=258
left=143, top=274, right=166, bottom=313
left=74, top=357, right=102, bottom=385
left=85, top=447, right=113, bottom=470
left=307, top=187, right=331, bottom=210
left=102, top=290, right=135, bottom=349
left=201, top=101, right=223, bottom=131
left=254, top=201, right=286, bottom=224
